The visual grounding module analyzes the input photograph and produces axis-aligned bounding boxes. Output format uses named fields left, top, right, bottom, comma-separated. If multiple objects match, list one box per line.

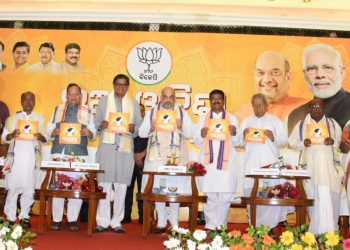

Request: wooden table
left=137, top=171, right=207, bottom=238
left=38, top=167, right=106, bottom=236
left=241, top=174, right=313, bottom=227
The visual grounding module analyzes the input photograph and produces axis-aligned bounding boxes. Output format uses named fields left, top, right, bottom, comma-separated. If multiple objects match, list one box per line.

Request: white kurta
left=139, top=105, right=193, bottom=194
left=193, top=111, right=239, bottom=193
left=1, top=111, right=46, bottom=189
left=240, top=113, right=292, bottom=227
left=289, top=114, right=342, bottom=234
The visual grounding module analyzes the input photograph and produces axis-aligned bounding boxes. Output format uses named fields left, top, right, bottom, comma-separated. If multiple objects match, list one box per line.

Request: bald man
left=139, top=86, right=193, bottom=233
left=235, top=50, right=307, bottom=124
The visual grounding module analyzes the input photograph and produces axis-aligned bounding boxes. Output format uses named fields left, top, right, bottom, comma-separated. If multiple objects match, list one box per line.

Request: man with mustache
left=60, top=43, right=85, bottom=73
left=26, top=42, right=60, bottom=73
left=193, top=89, right=239, bottom=231
left=8, top=42, right=30, bottom=72
left=288, top=44, right=350, bottom=134
left=47, top=83, right=96, bottom=232
left=139, top=86, right=193, bottom=233
left=289, top=99, right=342, bottom=234
left=235, top=50, right=307, bottom=123
left=1, top=92, right=47, bottom=229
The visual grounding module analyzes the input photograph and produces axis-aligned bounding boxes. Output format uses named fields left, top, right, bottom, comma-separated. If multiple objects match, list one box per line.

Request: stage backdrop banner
left=1, top=28, right=350, bottom=130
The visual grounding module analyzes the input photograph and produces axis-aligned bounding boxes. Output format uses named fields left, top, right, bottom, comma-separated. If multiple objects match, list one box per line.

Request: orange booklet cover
left=155, top=110, right=176, bottom=132
left=207, top=118, right=229, bottom=141
left=59, top=123, right=81, bottom=145
left=306, top=124, right=328, bottom=144
left=17, top=119, right=38, bottom=141
left=108, top=112, right=130, bottom=134
left=244, top=127, right=266, bottom=144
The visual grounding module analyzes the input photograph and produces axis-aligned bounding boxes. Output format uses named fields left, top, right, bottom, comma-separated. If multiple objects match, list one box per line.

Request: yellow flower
left=325, top=231, right=340, bottom=247
left=290, top=243, right=302, bottom=250
left=303, top=247, right=313, bottom=250
left=280, top=231, right=294, bottom=246
left=301, top=232, right=316, bottom=246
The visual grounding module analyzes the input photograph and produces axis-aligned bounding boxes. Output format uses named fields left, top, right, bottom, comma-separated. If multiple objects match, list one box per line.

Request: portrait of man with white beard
left=288, top=44, right=350, bottom=134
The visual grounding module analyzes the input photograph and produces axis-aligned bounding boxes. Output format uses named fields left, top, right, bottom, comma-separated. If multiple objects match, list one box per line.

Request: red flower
left=187, top=161, right=207, bottom=175
left=343, top=239, right=350, bottom=250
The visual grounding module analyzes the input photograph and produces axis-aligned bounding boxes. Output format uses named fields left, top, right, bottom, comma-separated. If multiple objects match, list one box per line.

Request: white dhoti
left=96, top=182, right=127, bottom=228
left=204, top=192, right=233, bottom=230
left=4, top=187, right=34, bottom=222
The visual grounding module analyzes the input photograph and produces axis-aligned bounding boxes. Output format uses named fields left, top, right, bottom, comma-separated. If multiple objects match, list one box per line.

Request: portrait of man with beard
left=287, top=44, right=350, bottom=135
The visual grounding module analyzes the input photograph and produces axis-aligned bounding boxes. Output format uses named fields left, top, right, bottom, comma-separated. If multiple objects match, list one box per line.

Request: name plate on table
left=250, top=168, right=280, bottom=175
left=41, top=161, right=70, bottom=168
left=157, top=165, right=187, bottom=173
left=281, top=169, right=309, bottom=177
left=71, top=162, right=100, bottom=170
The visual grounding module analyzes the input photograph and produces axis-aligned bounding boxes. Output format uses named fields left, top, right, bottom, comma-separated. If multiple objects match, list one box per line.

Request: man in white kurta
left=1, top=92, right=47, bottom=228
left=289, top=99, right=342, bottom=234
left=193, top=89, right=239, bottom=231
left=240, top=93, right=292, bottom=228
left=47, top=83, right=96, bottom=231
left=139, top=86, right=192, bottom=233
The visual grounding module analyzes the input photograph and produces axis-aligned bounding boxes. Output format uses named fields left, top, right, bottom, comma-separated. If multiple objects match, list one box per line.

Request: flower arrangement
left=163, top=224, right=345, bottom=250
left=186, top=161, right=207, bottom=175
left=167, top=150, right=180, bottom=166
left=266, top=182, right=300, bottom=199
left=52, top=156, right=85, bottom=162
left=49, top=173, right=89, bottom=191
left=0, top=217, right=36, bottom=250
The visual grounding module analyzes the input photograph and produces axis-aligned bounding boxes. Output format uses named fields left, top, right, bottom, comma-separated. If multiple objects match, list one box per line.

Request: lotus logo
left=313, top=128, right=322, bottom=137
left=23, top=124, right=31, bottom=133
left=127, top=41, right=172, bottom=85
left=66, top=127, right=75, bottom=136
left=214, top=123, right=223, bottom=133
left=162, top=114, right=170, bottom=124
left=252, top=131, right=261, bottom=137
left=115, top=116, right=123, bottom=126
left=137, top=47, right=162, bottom=72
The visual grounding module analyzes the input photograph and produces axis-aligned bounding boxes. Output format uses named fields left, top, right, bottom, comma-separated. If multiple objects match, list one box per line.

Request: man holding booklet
left=193, top=89, right=239, bottom=232
left=94, top=74, right=142, bottom=233
left=240, top=93, right=291, bottom=232
left=289, top=98, right=342, bottom=234
left=139, top=86, right=192, bottom=234
left=47, top=83, right=96, bottom=232
left=2, top=92, right=47, bottom=229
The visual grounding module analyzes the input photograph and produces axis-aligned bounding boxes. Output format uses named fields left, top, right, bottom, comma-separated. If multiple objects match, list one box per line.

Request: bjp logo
left=313, top=128, right=322, bottom=137
left=115, top=116, right=123, bottom=126
left=214, top=123, right=223, bottom=133
left=252, top=130, right=261, bottom=137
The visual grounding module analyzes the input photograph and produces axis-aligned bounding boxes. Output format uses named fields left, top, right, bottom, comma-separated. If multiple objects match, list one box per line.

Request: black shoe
left=95, top=225, right=109, bottom=232
left=150, top=227, right=166, bottom=234
left=20, top=218, right=31, bottom=229
left=7, top=220, right=15, bottom=227
left=69, top=222, right=79, bottom=232
left=197, top=211, right=206, bottom=225
left=121, top=217, right=132, bottom=224
left=113, top=226, right=126, bottom=234
left=51, top=222, right=62, bottom=231
left=277, top=220, right=288, bottom=227
left=268, top=229, right=279, bottom=239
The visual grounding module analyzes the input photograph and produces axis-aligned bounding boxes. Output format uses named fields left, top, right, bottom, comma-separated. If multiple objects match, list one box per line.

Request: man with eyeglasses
left=94, top=74, right=142, bottom=233
left=288, top=44, right=350, bottom=135
left=240, top=93, right=292, bottom=233
left=289, top=98, right=342, bottom=234
left=47, top=83, right=96, bottom=232
left=235, top=50, right=307, bottom=124
left=26, top=42, right=60, bottom=73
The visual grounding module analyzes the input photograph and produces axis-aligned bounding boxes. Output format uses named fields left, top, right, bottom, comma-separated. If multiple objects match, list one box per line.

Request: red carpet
left=27, top=216, right=249, bottom=250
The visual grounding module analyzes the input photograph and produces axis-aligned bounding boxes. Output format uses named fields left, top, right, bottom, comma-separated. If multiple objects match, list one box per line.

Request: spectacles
left=305, top=65, right=337, bottom=75
left=310, top=104, right=323, bottom=109
left=255, top=69, right=284, bottom=77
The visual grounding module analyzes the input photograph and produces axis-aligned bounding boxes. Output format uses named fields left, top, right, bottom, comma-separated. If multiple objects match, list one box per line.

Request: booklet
left=207, top=118, right=229, bottom=141
left=306, top=123, right=328, bottom=144
left=108, top=112, right=130, bottom=134
left=155, top=109, right=176, bottom=132
left=17, top=119, right=38, bottom=141
left=244, top=127, right=266, bottom=144
left=59, top=123, right=81, bottom=145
